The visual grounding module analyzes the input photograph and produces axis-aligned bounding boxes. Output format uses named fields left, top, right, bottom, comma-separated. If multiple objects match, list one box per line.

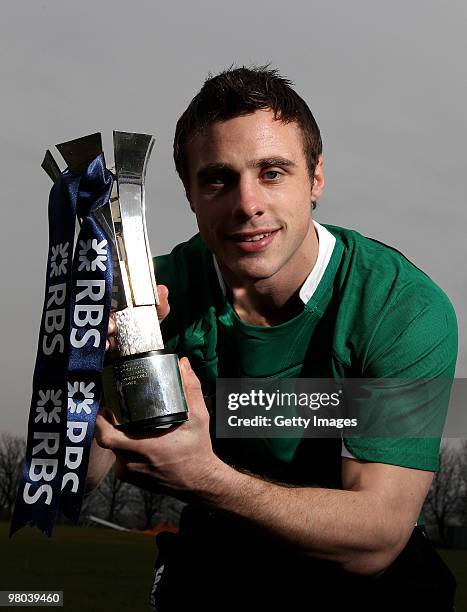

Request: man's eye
left=204, top=173, right=229, bottom=188
left=263, top=170, right=281, bottom=181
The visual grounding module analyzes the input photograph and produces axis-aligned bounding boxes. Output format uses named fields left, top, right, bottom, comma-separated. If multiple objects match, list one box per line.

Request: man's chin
left=222, top=261, right=278, bottom=283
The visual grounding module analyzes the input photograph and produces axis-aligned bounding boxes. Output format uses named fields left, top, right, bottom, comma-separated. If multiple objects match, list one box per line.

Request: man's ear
left=185, top=188, right=195, bottom=212
left=311, top=155, right=324, bottom=203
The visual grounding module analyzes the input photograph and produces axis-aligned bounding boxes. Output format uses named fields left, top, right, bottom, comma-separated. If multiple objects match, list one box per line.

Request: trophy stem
left=102, top=131, right=187, bottom=431
left=114, top=306, right=163, bottom=357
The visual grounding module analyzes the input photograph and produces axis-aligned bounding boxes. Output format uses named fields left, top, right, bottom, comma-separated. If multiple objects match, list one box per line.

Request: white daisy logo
left=49, top=242, right=69, bottom=278
left=78, top=238, right=108, bottom=272
left=34, top=389, right=62, bottom=424
left=68, top=381, right=95, bottom=414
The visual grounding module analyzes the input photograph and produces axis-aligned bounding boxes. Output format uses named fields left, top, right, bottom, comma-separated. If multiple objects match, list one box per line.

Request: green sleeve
left=344, top=282, right=458, bottom=471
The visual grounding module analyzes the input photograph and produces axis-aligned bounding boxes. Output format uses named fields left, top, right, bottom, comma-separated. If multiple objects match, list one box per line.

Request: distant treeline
left=1, top=432, right=466, bottom=542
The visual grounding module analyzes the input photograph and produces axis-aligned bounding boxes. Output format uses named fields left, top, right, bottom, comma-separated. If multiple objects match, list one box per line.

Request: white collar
left=299, top=221, right=336, bottom=303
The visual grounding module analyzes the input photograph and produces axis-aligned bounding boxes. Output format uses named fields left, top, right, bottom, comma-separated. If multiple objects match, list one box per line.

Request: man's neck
left=220, top=223, right=319, bottom=327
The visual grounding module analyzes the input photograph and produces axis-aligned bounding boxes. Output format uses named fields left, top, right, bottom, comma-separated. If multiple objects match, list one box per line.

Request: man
left=90, top=67, right=458, bottom=610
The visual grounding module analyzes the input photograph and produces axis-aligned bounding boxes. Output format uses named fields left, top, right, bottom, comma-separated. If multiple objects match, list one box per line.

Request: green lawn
left=2, top=522, right=467, bottom=611
left=1, top=522, right=157, bottom=611
left=439, top=549, right=467, bottom=611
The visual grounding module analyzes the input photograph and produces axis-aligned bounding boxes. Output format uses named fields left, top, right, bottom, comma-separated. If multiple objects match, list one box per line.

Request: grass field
left=439, top=549, right=467, bottom=611
left=2, top=522, right=467, bottom=611
left=1, top=522, right=157, bottom=611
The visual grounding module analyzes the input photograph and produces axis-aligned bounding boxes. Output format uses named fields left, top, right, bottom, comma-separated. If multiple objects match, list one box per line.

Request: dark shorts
left=150, top=509, right=456, bottom=612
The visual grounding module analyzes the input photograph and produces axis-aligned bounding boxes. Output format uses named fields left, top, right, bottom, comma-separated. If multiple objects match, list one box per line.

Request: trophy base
left=116, top=411, right=188, bottom=434
left=102, top=350, right=188, bottom=433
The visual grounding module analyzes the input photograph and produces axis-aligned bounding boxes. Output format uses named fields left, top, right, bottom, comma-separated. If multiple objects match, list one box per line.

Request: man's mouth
left=226, top=229, right=280, bottom=252
left=228, top=229, right=280, bottom=241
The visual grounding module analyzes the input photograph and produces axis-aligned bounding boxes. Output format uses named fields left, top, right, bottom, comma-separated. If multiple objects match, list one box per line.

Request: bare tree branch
left=423, top=444, right=465, bottom=541
left=0, top=433, right=26, bottom=517
left=94, top=466, right=133, bottom=523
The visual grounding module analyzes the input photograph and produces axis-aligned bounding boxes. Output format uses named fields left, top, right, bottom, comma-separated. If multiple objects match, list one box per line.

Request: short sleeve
left=343, top=282, right=458, bottom=471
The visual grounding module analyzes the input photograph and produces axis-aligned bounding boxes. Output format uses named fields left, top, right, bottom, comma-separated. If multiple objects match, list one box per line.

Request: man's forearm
left=85, top=437, right=115, bottom=492
left=94, top=364, right=429, bottom=576
left=193, top=460, right=405, bottom=575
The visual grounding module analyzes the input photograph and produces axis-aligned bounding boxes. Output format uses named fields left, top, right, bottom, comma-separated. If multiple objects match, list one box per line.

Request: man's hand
left=88, top=284, right=171, bottom=491
left=94, top=357, right=222, bottom=497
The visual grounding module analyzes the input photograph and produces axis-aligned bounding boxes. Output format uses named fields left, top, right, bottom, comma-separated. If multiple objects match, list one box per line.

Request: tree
left=136, top=488, right=184, bottom=530
left=83, top=470, right=184, bottom=530
left=0, top=433, right=26, bottom=517
left=94, top=466, right=132, bottom=524
left=423, top=444, right=465, bottom=541
left=137, top=488, right=164, bottom=530
left=458, top=439, right=467, bottom=525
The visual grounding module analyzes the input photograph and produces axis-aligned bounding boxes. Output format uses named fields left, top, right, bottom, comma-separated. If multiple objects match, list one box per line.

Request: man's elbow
left=339, top=528, right=412, bottom=576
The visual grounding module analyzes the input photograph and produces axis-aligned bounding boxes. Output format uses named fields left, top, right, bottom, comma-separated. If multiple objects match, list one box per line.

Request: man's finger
left=179, top=357, right=207, bottom=416
left=98, top=405, right=119, bottom=425
left=156, top=284, right=170, bottom=321
left=108, top=313, right=117, bottom=336
left=94, top=412, right=143, bottom=452
left=106, top=314, right=117, bottom=353
left=105, top=335, right=118, bottom=354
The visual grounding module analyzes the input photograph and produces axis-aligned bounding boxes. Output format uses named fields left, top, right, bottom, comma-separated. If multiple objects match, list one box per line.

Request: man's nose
left=231, top=176, right=264, bottom=219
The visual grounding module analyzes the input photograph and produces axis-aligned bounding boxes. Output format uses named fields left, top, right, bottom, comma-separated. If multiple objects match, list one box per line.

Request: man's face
left=185, top=109, right=323, bottom=285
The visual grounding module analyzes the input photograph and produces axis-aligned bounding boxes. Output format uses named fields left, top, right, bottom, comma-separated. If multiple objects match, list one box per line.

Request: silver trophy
left=43, top=131, right=188, bottom=433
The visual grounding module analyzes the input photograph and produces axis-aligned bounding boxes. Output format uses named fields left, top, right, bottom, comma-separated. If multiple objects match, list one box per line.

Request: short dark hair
left=173, top=66, right=322, bottom=206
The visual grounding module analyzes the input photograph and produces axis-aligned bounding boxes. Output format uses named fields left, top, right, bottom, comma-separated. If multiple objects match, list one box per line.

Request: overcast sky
left=1, top=0, right=466, bottom=436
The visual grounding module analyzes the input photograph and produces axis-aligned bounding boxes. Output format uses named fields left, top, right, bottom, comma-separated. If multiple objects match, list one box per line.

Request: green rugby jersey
left=154, top=225, right=457, bottom=481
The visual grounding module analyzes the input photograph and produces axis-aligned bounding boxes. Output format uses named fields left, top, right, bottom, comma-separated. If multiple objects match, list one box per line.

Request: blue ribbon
left=11, top=154, right=113, bottom=536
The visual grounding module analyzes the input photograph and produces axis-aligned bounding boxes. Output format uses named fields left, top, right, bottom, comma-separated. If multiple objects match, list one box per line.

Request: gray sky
left=1, top=0, right=466, bottom=436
